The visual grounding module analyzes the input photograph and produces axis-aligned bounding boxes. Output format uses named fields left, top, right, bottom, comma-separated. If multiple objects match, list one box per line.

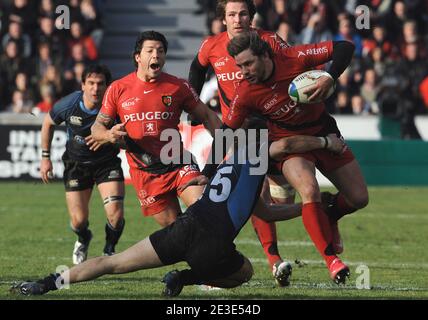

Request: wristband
left=42, top=150, right=51, bottom=158
left=320, top=137, right=328, bottom=149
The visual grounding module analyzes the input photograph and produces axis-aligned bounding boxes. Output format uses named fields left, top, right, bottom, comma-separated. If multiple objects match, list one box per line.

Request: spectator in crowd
left=1, top=20, right=32, bottom=58
left=276, top=20, right=297, bottom=45
left=33, top=83, right=55, bottom=113
left=39, top=0, right=55, bottom=19
left=334, top=15, right=363, bottom=57
left=384, top=0, right=409, bottom=42
left=33, top=42, right=58, bottom=82
left=80, top=0, right=104, bottom=48
left=7, top=89, right=33, bottom=113
left=39, top=64, right=63, bottom=99
left=360, top=68, right=380, bottom=114
left=8, top=0, right=38, bottom=37
left=68, top=21, right=98, bottom=61
left=300, top=10, right=333, bottom=44
left=37, top=16, right=66, bottom=60
left=336, top=90, right=353, bottom=114
left=13, top=71, right=35, bottom=105
left=362, top=24, right=393, bottom=58
left=351, top=94, right=369, bottom=115
left=398, top=20, right=427, bottom=58
left=0, top=39, right=29, bottom=105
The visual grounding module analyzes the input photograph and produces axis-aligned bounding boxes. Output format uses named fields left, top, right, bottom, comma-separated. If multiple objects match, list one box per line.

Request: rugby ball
left=288, top=70, right=335, bottom=104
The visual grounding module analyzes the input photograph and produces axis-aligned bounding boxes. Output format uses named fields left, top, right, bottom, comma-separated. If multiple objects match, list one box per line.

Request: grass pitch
left=0, top=182, right=427, bottom=300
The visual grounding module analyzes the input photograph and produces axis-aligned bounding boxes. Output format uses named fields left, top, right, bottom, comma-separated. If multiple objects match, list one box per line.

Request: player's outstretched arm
left=254, top=197, right=302, bottom=222
left=40, top=113, right=56, bottom=183
left=189, top=101, right=222, bottom=137
left=269, top=134, right=346, bottom=161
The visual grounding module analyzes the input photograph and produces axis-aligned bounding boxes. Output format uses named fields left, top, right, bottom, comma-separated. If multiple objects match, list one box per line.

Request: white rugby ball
left=288, top=70, right=335, bottom=104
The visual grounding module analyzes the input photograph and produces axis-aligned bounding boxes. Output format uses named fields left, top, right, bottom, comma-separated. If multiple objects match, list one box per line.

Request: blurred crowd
left=197, top=0, right=428, bottom=139
left=0, top=0, right=104, bottom=114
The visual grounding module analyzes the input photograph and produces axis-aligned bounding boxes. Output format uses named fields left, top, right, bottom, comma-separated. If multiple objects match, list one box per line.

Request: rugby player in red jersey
left=91, top=31, right=222, bottom=227
left=201, top=32, right=369, bottom=284
left=189, top=0, right=295, bottom=286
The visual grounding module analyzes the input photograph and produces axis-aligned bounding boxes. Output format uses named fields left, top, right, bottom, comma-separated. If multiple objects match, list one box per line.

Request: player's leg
left=178, top=184, right=206, bottom=207
left=151, top=199, right=181, bottom=227
left=63, top=160, right=95, bottom=264
left=250, top=178, right=288, bottom=285
left=323, top=159, right=369, bottom=220
left=203, top=256, right=253, bottom=288
left=97, top=180, right=125, bottom=255
left=11, top=237, right=164, bottom=296
left=267, top=174, right=296, bottom=205
left=65, top=189, right=93, bottom=265
left=176, top=165, right=205, bottom=207
left=322, top=159, right=369, bottom=254
left=282, top=157, right=349, bottom=283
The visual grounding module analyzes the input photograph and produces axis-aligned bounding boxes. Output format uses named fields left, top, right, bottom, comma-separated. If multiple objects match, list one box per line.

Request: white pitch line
left=357, top=213, right=428, bottom=220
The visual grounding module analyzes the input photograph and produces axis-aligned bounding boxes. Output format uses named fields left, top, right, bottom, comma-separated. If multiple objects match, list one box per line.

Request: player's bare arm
left=91, top=112, right=127, bottom=147
left=189, top=101, right=222, bottom=137
left=269, top=134, right=346, bottom=161
left=40, top=113, right=56, bottom=183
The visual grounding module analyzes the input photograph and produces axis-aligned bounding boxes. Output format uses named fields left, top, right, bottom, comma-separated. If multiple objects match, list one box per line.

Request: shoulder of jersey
left=200, top=32, right=227, bottom=50
left=53, top=90, right=82, bottom=109
left=109, top=72, right=136, bottom=89
left=257, top=29, right=289, bottom=46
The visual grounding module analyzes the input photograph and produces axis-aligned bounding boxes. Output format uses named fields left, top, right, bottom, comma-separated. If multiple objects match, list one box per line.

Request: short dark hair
left=82, top=64, right=112, bottom=85
left=133, top=30, right=168, bottom=67
left=227, top=32, right=273, bottom=59
left=216, top=0, right=256, bottom=21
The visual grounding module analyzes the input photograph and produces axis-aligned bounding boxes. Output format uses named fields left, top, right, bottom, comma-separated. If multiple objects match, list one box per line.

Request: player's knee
left=153, top=211, right=177, bottom=227
left=352, top=192, right=369, bottom=210
left=70, top=216, right=88, bottom=229
left=298, top=183, right=320, bottom=202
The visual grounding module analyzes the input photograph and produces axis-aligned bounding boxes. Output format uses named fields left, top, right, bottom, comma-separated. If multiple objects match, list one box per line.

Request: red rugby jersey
left=101, top=72, right=199, bottom=169
left=197, top=29, right=288, bottom=119
left=224, top=41, right=334, bottom=141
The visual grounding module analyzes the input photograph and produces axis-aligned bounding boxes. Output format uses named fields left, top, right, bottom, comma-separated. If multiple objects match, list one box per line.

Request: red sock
left=302, top=202, right=336, bottom=266
left=251, top=215, right=281, bottom=268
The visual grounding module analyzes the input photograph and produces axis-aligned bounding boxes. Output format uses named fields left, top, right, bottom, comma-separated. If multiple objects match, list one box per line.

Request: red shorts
left=274, top=147, right=355, bottom=174
left=129, top=165, right=201, bottom=216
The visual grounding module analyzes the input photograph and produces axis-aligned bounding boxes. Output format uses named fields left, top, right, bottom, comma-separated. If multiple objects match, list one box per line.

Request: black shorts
left=63, top=156, right=124, bottom=191
left=149, top=213, right=244, bottom=282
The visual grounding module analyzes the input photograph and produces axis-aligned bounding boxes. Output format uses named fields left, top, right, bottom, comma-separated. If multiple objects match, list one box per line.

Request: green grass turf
left=0, top=182, right=427, bottom=300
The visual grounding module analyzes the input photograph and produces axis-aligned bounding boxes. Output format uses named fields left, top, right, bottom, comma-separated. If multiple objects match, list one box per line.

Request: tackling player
left=39, top=65, right=126, bottom=265
left=11, top=134, right=346, bottom=297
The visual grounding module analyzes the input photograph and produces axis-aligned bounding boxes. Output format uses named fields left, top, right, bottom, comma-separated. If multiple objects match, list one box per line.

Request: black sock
left=71, top=222, right=92, bottom=244
left=105, top=219, right=125, bottom=246
left=179, top=269, right=202, bottom=286
left=37, top=273, right=61, bottom=292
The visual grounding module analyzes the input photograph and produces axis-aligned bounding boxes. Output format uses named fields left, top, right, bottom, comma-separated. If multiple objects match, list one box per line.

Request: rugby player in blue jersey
left=39, top=65, right=125, bottom=265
